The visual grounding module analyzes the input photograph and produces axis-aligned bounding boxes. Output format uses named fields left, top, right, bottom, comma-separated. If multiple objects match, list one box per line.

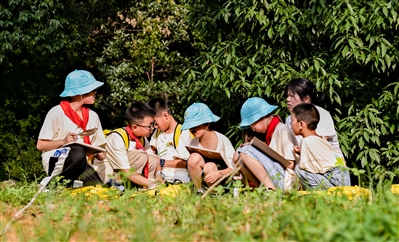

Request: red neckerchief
left=125, top=125, right=149, bottom=178
left=60, top=100, right=91, bottom=144
left=265, top=116, right=281, bottom=146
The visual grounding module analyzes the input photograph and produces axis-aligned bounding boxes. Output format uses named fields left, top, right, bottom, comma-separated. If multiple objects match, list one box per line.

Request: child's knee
left=128, top=152, right=148, bottom=173
left=187, top=153, right=204, bottom=167
left=148, top=155, right=158, bottom=170
left=203, top=162, right=217, bottom=174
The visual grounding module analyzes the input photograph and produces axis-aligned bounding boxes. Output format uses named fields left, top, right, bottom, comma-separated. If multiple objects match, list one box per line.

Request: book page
left=63, top=142, right=106, bottom=155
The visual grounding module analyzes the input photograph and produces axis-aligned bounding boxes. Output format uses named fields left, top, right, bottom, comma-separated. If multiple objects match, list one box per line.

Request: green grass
left=1, top=183, right=398, bottom=241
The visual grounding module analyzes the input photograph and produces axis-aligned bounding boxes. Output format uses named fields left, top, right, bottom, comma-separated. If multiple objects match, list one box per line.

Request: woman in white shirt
left=285, top=78, right=343, bottom=156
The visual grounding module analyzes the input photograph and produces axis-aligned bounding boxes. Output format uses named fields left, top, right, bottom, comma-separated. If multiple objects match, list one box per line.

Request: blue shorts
left=237, top=145, right=285, bottom=189
left=295, top=165, right=351, bottom=190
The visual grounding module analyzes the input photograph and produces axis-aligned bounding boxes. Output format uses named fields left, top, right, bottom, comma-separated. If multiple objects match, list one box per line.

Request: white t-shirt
left=106, top=130, right=152, bottom=170
left=299, top=135, right=346, bottom=174
left=269, top=123, right=298, bottom=162
left=269, top=123, right=298, bottom=190
left=38, top=105, right=110, bottom=183
left=285, top=105, right=343, bottom=156
left=189, top=131, right=235, bottom=169
left=150, top=128, right=192, bottom=181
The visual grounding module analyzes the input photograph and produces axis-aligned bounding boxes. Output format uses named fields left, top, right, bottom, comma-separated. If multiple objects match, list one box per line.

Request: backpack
left=154, top=124, right=183, bottom=149
left=103, top=128, right=145, bottom=150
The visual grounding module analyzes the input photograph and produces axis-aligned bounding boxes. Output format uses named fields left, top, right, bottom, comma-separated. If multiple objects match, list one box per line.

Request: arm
left=120, top=168, right=150, bottom=186
left=37, top=132, right=78, bottom=151
left=164, top=158, right=187, bottom=169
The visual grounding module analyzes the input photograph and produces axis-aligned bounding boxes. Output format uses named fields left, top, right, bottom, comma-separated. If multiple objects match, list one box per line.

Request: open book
left=249, top=137, right=291, bottom=168
left=185, top=145, right=228, bottom=169
left=63, top=142, right=106, bottom=155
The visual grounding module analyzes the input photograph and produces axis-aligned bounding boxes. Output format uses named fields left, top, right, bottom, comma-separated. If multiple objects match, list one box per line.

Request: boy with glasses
left=105, top=102, right=162, bottom=188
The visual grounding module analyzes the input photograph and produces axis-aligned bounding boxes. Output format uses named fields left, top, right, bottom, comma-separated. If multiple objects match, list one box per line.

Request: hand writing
left=64, top=132, right=78, bottom=144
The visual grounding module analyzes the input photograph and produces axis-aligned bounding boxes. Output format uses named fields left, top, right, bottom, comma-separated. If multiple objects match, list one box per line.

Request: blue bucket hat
left=60, top=70, right=104, bottom=97
left=239, top=97, right=277, bottom=129
left=181, top=103, right=220, bottom=130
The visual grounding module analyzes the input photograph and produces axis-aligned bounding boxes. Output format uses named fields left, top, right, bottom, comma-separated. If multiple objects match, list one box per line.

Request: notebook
left=249, top=137, right=291, bottom=168
left=185, top=145, right=228, bottom=168
left=63, top=142, right=106, bottom=155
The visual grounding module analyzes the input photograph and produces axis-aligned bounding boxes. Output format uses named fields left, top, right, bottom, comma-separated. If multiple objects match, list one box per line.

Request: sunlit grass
left=1, top=182, right=398, bottom=241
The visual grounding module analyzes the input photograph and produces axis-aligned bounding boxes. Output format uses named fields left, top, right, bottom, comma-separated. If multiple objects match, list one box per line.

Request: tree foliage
left=1, top=0, right=398, bottom=186
left=183, top=0, right=399, bottom=185
left=95, top=0, right=198, bottom=127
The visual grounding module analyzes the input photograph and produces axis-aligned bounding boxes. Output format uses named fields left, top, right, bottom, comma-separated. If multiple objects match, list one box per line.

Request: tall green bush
left=96, top=0, right=198, bottom=127
left=183, top=0, right=399, bottom=185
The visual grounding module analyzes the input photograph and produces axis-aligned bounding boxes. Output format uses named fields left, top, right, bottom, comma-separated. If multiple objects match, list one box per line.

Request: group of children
left=37, top=70, right=350, bottom=193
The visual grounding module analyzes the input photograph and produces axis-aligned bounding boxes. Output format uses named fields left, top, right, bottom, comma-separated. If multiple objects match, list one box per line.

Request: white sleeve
left=38, top=107, right=57, bottom=140
left=90, top=111, right=107, bottom=147
left=285, top=115, right=292, bottom=130
left=315, top=106, right=337, bottom=137
left=105, top=133, right=131, bottom=170
left=149, top=130, right=158, bottom=149
left=173, top=129, right=192, bottom=160
left=217, top=133, right=235, bottom=169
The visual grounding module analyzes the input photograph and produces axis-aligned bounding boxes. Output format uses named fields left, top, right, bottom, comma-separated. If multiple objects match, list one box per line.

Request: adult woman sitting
left=285, top=78, right=343, bottom=156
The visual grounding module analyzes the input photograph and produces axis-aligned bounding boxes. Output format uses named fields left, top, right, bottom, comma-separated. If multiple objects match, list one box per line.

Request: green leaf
left=267, top=28, right=273, bottom=39
left=369, top=112, right=377, bottom=124
left=383, top=6, right=388, bottom=17
left=342, top=46, right=349, bottom=57
left=213, top=68, right=218, bottom=78
left=314, top=59, right=320, bottom=72
left=225, top=88, right=230, bottom=98
left=381, top=43, right=387, bottom=57
left=359, top=137, right=364, bottom=149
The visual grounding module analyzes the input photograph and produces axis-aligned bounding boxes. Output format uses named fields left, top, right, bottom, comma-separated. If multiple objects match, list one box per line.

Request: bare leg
left=203, top=162, right=218, bottom=186
left=187, top=153, right=205, bottom=188
left=234, top=151, right=260, bottom=187
left=239, top=162, right=260, bottom=187
left=240, top=153, right=276, bottom=190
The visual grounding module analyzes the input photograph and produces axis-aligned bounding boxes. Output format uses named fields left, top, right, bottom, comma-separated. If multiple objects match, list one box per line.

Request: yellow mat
left=297, top=186, right=372, bottom=201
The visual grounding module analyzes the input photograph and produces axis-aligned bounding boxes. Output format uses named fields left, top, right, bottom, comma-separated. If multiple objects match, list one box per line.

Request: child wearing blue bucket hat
left=37, top=70, right=111, bottom=188
left=181, top=103, right=235, bottom=194
left=235, top=97, right=298, bottom=191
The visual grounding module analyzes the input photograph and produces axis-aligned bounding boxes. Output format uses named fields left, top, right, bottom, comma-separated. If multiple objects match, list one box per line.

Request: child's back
left=291, top=103, right=350, bottom=190
left=299, top=135, right=345, bottom=173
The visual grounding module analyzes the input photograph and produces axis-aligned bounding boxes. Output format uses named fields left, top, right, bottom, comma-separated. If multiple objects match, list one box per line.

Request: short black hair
left=292, top=103, right=320, bottom=130
left=125, top=102, right=156, bottom=125
left=147, top=97, right=171, bottom=115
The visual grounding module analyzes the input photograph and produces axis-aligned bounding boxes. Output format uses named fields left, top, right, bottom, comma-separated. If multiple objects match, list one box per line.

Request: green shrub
left=183, top=0, right=399, bottom=185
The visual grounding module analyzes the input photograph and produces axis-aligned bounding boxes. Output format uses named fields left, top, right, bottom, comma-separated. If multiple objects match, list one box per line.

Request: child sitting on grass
left=181, top=103, right=235, bottom=194
left=234, top=97, right=298, bottom=191
left=105, top=102, right=162, bottom=189
left=291, top=103, right=351, bottom=190
left=147, top=97, right=192, bottom=184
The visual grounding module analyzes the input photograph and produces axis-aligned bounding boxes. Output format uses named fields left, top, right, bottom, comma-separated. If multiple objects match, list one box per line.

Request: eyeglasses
left=136, top=122, right=156, bottom=130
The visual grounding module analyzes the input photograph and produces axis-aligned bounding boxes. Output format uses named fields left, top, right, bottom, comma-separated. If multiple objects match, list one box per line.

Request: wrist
left=160, top=158, right=165, bottom=168
left=219, top=171, right=223, bottom=178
